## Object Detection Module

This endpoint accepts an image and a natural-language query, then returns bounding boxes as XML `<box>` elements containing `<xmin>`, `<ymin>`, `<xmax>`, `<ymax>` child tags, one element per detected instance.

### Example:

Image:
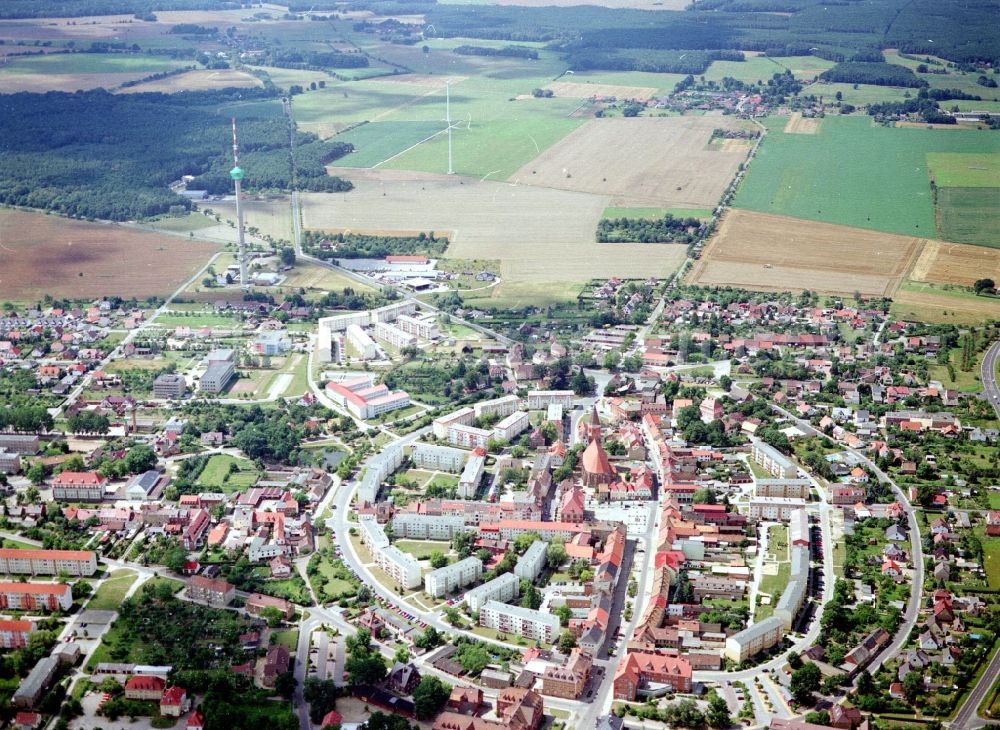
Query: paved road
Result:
<box><xmin>951</xmin><ymin>643</ymin><xmax>1000</xmax><ymax>730</ymax></box>
<box><xmin>981</xmin><ymin>340</ymin><xmax>1000</xmax><ymax>421</ymax></box>
<box><xmin>768</xmin><ymin>404</ymin><xmax>925</xmax><ymax>678</ymax></box>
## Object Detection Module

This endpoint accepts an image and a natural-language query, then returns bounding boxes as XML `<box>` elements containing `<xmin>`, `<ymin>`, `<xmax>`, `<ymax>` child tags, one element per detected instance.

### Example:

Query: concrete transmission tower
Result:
<box><xmin>231</xmin><ymin>118</ymin><xmax>248</xmax><ymax>288</ymax></box>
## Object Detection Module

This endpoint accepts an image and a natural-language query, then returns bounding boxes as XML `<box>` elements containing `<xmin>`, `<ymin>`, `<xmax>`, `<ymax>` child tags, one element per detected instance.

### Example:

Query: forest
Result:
<box><xmin>0</xmin><ymin>89</ymin><xmax>352</xmax><ymax>221</ymax></box>
<box><xmin>596</xmin><ymin>214</ymin><xmax>706</xmax><ymax>244</ymax></box>
<box><xmin>303</xmin><ymin>230</ymin><xmax>449</xmax><ymax>259</ymax></box>
<box><xmin>453</xmin><ymin>45</ymin><xmax>539</xmax><ymax>60</ymax></box>
<box><xmin>818</xmin><ymin>62</ymin><xmax>927</xmax><ymax>88</ymax></box>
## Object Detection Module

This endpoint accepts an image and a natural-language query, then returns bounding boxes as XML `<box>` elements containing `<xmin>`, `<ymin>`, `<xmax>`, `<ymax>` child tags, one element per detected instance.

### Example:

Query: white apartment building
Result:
<box><xmin>526</xmin><ymin>391</ymin><xmax>574</xmax><ymax>410</ymax></box>
<box><xmin>319</xmin><ymin>311</ymin><xmax>370</xmax><ymax>333</ymax></box>
<box><xmin>424</xmin><ymin>557</ymin><xmax>483</xmax><ymax>598</ymax></box>
<box><xmin>374</xmin><ymin>321</ymin><xmax>417</xmax><ymax>349</ymax></box>
<box><xmin>449</xmin><ymin>423</ymin><xmax>492</xmax><ymax>449</ymax></box>
<box><xmin>357</xmin><ymin>446</ymin><xmax>404</xmax><ymax>505</ymax></box>
<box><xmin>789</xmin><ymin>508</ymin><xmax>809</xmax><ymax>546</ymax></box>
<box><xmin>474</xmin><ymin>395</ymin><xmax>520</xmax><ymax>420</ymax></box>
<box><xmin>493</xmin><ymin>411</ymin><xmax>530</xmax><ymax>442</ymax></box>
<box><xmin>754</xmin><ymin>479</ymin><xmax>811</xmax><ymax>499</ymax></box>
<box><xmin>0</xmin><ymin>549</ymin><xmax>97</xmax><ymax>577</ymax></box>
<box><xmin>376</xmin><ymin>545</ymin><xmax>422</xmax><ymax>589</ymax></box>
<box><xmin>359</xmin><ymin>516</ymin><xmax>390</xmax><ymax>552</ymax></box>
<box><xmin>371</xmin><ymin>301</ymin><xmax>417</xmax><ymax>324</ymax></box>
<box><xmin>247</xmin><ymin>537</ymin><xmax>285</xmax><ymax>562</ymax></box>
<box><xmin>346</xmin><ymin>324</ymin><xmax>378</xmax><ymax>360</ymax></box>
<box><xmin>391</xmin><ymin>513</ymin><xmax>469</xmax><ymax>540</ymax></box>
<box><xmin>479</xmin><ymin>600</ymin><xmax>560</xmax><ymax>643</ymax></box>
<box><xmin>411</xmin><ymin>444</ymin><xmax>468</xmax><ymax>473</ymax></box>
<box><xmin>514</xmin><ymin>540</ymin><xmax>549</xmax><ymax>582</ymax></box>
<box><xmin>396</xmin><ymin>314</ymin><xmax>440</xmax><ymax>340</ymax></box>
<box><xmin>724</xmin><ymin>615</ymin><xmax>784</xmax><ymax>663</ymax></box>
<box><xmin>751</xmin><ymin>441</ymin><xmax>798</xmax><ymax>479</ymax></box>
<box><xmin>464</xmin><ymin>572</ymin><xmax>519</xmax><ymax>613</ymax></box>
<box><xmin>748</xmin><ymin>497</ymin><xmax>808</xmax><ymax>521</ymax></box>
<box><xmin>458</xmin><ymin>448</ymin><xmax>486</xmax><ymax>499</ymax></box>
<box><xmin>433</xmin><ymin>407</ymin><xmax>475</xmax><ymax>439</ymax></box>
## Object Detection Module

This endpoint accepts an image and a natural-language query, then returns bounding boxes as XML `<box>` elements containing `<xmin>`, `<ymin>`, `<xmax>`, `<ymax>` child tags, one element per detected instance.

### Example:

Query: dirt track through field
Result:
<box><xmin>688</xmin><ymin>210</ymin><xmax>925</xmax><ymax>296</ymax></box>
<box><xmin>508</xmin><ymin>116</ymin><xmax>754</xmax><ymax>208</ymax></box>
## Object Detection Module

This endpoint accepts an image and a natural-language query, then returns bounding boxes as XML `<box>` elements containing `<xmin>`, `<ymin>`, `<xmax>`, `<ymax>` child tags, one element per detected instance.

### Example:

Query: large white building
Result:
<box><xmin>326</xmin><ymin>376</ymin><xmax>410</xmax><ymax>420</ymax></box>
<box><xmin>526</xmin><ymin>391</ymin><xmax>574</xmax><ymax>410</ymax></box>
<box><xmin>449</xmin><ymin>423</ymin><xmax>492</xmax><ymax>449</ymax></box>
<box><xmin>788</xmin><ymin>508</ymin><xmax>809</xmax><ymax>546</ymax></box>
<box><xmin>199</xmin><ymin>349</ymin><xmax>235</xmax><ymax>394</ymax></box>
<box><xmin>424</xmin><ymin>557</ymin><xmax>483</xmax><ymax>598</ymax></box>
<box><xmin>493</xmin><ymin>411</ymin><xmax>530</xmax><ymax>442</ymax></box>
<box><xmin>359</xmin><ymin>517</ymin><xmax>421</xmax><ymax>588</ymax></box>
<box><xmin>391</xmin><ymin>513</ymin><xmax>469</xmax><ymax>540</ymax></box>
<box><xmin>319</xmin><ymin>311</ymin><xmax>370</xmax><ymax>333</ymax></box>
<box><xmin>474</xmin><ymin>395</ymin><xmax>520</xmax><ymax>420</ymax></box>
<box><xmin>374</xmin><ymin>321</ymin><xmax>417</xmax><ymax>349</ymax></box>
<box><xmin>748</xmin><ymin>497</ymin><xmax>808</xmax><ymax>521</ymax></box>
<box><xmin>458</xmin><ymin>448</ymin><xmax>486</xmax><ymax>499</ymax></box>
<box><xmin>346</xmin><ymin>324</ymin><xmax>378</xmax><ymax>360</ymax></box>
<box><xmin>755</xmin><ymin>479</ymin><xmax>811</xmax><ymax>499</ymax></box>
<box><xmin>371</xmin><ymin>301</ymin><xmax>417</xmax><ymax>324</ymax></box>
<box><xmin>751</xmin><ymin>441</ymin><xmax>798</xmax><ymax>479</ymax></box>
<box><xmin>514</xmin><ymin>540</ymin><xmax>549</xmax><ymax>582</ymax></box>
<box><xmin>724</xmin><ymin>615</ymin><xmax>784</xmax><ymax>663</ymax></box>
<box><xmin>463</xmin><ymin>572</ymin><xmax>519</xmax><ymax>613</ymax></box>
<box><xmin>479</xmin><ymin>600</ymin><xmax>560</xmax><ymax>643</ymax></box>
<box><xmin>395</xmin><ymin>314</ymin><xmax>440</xmax><ymax>340</ymax></box>
<box><xmin>433</xmin><ymin>408</ymin><xmax>475</xmax><ymax>439</ymax></box>
<box><xmin>411</xmin><ymin>444</ymin><xmax>468</xmax><ymax>473</ymax></box>
<box><xmin>357</xmin><ymin>446</ymin><xmax>405</xmax><ymax>505</ymax></box>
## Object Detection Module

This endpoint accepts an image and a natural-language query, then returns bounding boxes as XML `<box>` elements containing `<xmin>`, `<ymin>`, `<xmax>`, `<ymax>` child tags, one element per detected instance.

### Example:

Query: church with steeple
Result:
<box><xmin>580</xmin><ymin>405</ymin><xmax>615</xmax><ymax>488</ymax></box>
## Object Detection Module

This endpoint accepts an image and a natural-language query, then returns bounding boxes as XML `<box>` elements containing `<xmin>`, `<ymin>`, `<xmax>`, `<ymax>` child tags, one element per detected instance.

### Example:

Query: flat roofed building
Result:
<box><xmin>0</xmin><ymin>549</ymin><xmax>97</xmax><ymax>577</ymax></box>
<box><xmin>474</xmin><ymin>395</ymin><xmax>520</xmax><ymax>420</ymax></box>
<box><xmin>458</xmin><ymin>448</ymin><xmax>486</xmax><ymax>499</ymax></box>
<box><xmin>752</xmin><ymin>441</ymin><xmax>797</xmax><ymax>479</ymax></box>
<box><xmin>433</xmin><ymin>407</ymin><xmax>475</xmax><ymax>439</ymax></box>
<box><xmin>724</xmin><ymin>615</ymin><xmax>784</xmax><ymax>663</ymax></box>
<box><xmin>411</xmin><ymin>444</ymin><xmax>467</xmax><ymax>473</ymax></box>
<box><xmin>748</xmin><ymin>498</ymin><xmax>808</xmax><ymax>521</ymax></box>
<box><xmin>494</xmin><ymin>412</ymin><xmax>530</xmax><ymax>443</ymax></box>
<box><xmin>153</xmin><ymin>373</ymin><xmax>187</xmax><ymax>399</ymax></box>
<box><xmin>424</xmin><ymin>557</ymin><xmax>483</xmax><ymax>598</ymax></box>
<box><xmin>392</xmin><ymin>513</ymin><xmax>468</xmax><ymax>540</ymax></box>
<box><xmin>526</xmin><ymin>391</ymin><xmax>573</xmax><ymax>410</ymax></box>
<box><xmin>0</xmin><ymin>435</ymin><xmax>39</xmax><ymax>455</ymax></box>
<box><xmin>0</xmin><ymin>450</ymin><xmax>21</xmax><ymax>475</ymax></box>
<box><xmin>199</xmin><ymin>360</ymin><xmax>235</xmax><ymax>393</ymax></box>
<box><xmin>463</xmin><ymin>572</ymin><xmax>519</xmax><ymax>614</ymax></box>
<box><xmin>346</xmin><ymin>324</ymin><xmax>378</xmax><ymax>361</ymax></box>
<box><xmin>755</xmin><ymin>479</ymin><xmax>810</xmax><ymax>499</ymax></box>
<box><xmin>374</xmin><ymin>321</ymin><xmax>417</xmax><ymax>349</ymax></box>
<box><xmin>376</xmin><ymin>546</ymin><xmax>423</xmax><ymax>589</ymax></box>
<box><xmin>514</xmin><ymin>541</ymin><xmax>549</xmax><ymax>582</ymax></box>
<box><xmin>449</xmin><ymin>423</ymin><xmax>491</xmax><ymax>450</ymax></box>
<box><xmin>479</xmin><ymin>601</ymin><xmax>559</xmax><ymax>643</ymax></box>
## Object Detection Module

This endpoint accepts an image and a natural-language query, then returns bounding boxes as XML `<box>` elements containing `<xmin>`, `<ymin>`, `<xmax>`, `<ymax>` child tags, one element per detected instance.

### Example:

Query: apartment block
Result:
<box><xmin>449</xmin><ymin>423</ymin><xmax>492</xmax><ymax>449</ymax></box>
<box><xmin>724</xmin><ymin>615</ymin><xmax>785</xmax><ymax>662</ymax></box>
<box><xmin>0</xmin><ymin>619</ymin><xmax>34</xmax><ymax>649</ymax></box>
<box><xmin>346</xmin><ymin>324</ymin><xmax>378</xmax><ymax>360</ymax></box>
<box><xmin>458</xmin><ymin>448</ymin><xmax>486</xmax><ymax>499</ymax></box>
<box><xmin>0</xmin><ymin>549</ymin><xmax>97</xmax><ymax>577</ymax></box>
<box><xmin>514</xmin><ymin>540</ymin><xmax>549</xmax><ymax>582</ymax></box>
<box><xmin>424</xmin><ymin>557</ymin><xmax>483</xmax><ymax>598</ymax></box>
<box><xmin>0</xmin><ymin>583</ymin><xmax>72</xmax><ymax>613</ymax></box>
<box><xmin>318</xmin><ymin>311</ymin><xmax>369</xmax><ymax>333</ymax></box>
<box><xmin>751</xmin><ymin>441</ymin><xmax>797</xmax><ymax>479</ymax></box>
<box><xmin>479</xmin><ymin>600</ymin><xmax>559</xmax><ymax>643</ymax></box>
<box><xmin>433</xmin><ymin>407</ymin><xmax>475</xmax><ymax>439</ymax></box>
<box><xmin>754</xmin><ymin>479</ymin><xmax>810</xmax><ymax>499</ymax></box>
<box><xmin>357</xmin><ymin>445</ymin><xmax>404</xmax><ymax>504</ymax></box>
<box><xmin>0</xmin><ymin>435</ymin><xmax>40</xmax><ymax>455</ymax></box>
<box><xmin>396</xmin><ymin>314</ymin><xmax>440</xmax><ymax>340</ymax></box>
<box><xmin>51</xmin><ymin>472</ymin><xmax>107</xmax><ymax>502</ymax></box>
<box><xmin>371</xmin><ymin>301</ymin><xmax>417</xmax><ymax>324</ymax></box>
<box><xmin>748</xmin><ymin>497</ymin><xmax>808</xmax><ymax>521</ymax></box>
<box><xmin>493</xmin><ymin>411</ymin><xmax>530</xmax><ymax>443</ymax></box>
<box><xmin>0</xmin><ymin>451</ymin><xmax>21</xmax><ymax>475</ymax></box>
<box><xmin>463</xmin><ymin>572</ymin><xmax>519</xmax><ymax>613</ymax></box>
<box><xmin>411</xmin><ymin>444</ymin><xmax>468</xmax><ymax>473</ymax></box>
<box><xmin>473</xmin><ymin>395</ymin><xmax>520</xmax><ymax>420</ymax></box>
<box><xmin>526</xmin><ymin>391</ymin><xmax>574</xmax><ymax>410</ymax></box>
<box><xmin>376</xmin><ymin>546</ymin><xmax>422</xmax><ymax>589</ymax></box>
<box><xmin>391</xmin><ymin>513</ymin><xmax>469</xmax><ymax>540</ymax></box>
<box><xmin>186</xmin><ymin>576</ymin><xmax>235</xmax><ymax>607</ymax></box>
<box><xmin>374</xmin><ymin>321</ymin><xmax>417</xmax><ymax>349</ymax></box>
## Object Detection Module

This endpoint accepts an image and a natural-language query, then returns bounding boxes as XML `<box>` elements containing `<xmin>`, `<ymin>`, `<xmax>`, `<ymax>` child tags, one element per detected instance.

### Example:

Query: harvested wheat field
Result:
<box><xmin>783</xmin><ymin>113</ymin><xmax>821</xmax><ymax>134</ymax></box>
<box><xmin>509</xmin><ymin>116</ymin><xmax>754</xmax><ymax>208</ymax></box>
<box><xmin>688</xmin><ymin>210</ymin><xmax>924</xmax><ymax>296</ymax></box>
<box><xmin>543</xmin><ymin>81</ymin><xmax>658</xmax><ymax>100</ymax></box>
<box><xmin>0</xmin><ymin>71</ymin><xmax>147</xmax><ymax>92</ymax></box>
<box><xmin>0</xmin><ymin>209</ymin><xmax>219</xmax><ymax>302</ymax></box>
<box><xmin>908</xmin><ymin>239</ymin><xmax>1000</xmax><ymax>287</ymax></box>
<box><xmin>117</xmin><ymin>69</ymin><xmax>263</xmax><ymax>93</ymax></box>
<box><xmin>305</xmin><ymin>170</ymin><xmax>687</xmax><ymax>282</ymax></box>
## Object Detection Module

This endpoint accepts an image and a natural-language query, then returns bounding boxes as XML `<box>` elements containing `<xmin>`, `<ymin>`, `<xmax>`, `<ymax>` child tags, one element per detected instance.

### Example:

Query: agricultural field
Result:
<box><xmin>783</xmin><ymin>113</ymin><xmax>821</xmax><ymax>134</ymax></box>
<box><xmin>935</xmin><ymin>188</ymin><xmax>1000</xmax><ymax>246</ymax></box>
<box><xmin>557</xmin><ymin>70</ymin><xmax>687</xmax><ymax>95</ymax></box>
<box><xmin>688</xmin><ymin>209</ymin><xmax>924</xmax><ymax>296</ymax></box>
<box><xmin>333</xmin><ymin>121</ymin><xmax>449</xmax><ymax>167</ymax></box>
<box><xmin>602</xmin><ymin>207</ymin><xmax>713</xmax><ymax>219</ymax></box>
<box><xmin>0</xmin><ymin>51</ymin><xmax>187</xmax><ymax>92</ymax></box>
<box><xmin>509</xmin><ymin>116</ymin><xmax>755</xmax><ymax>208</ymax></box>
<box><xmin>733</xmin><ymin>115</ymin><xmax>999</xmax><ymax>240</ymax></box>
<box><xmin>302</xmin><ymin>169</ymin><xmax>687</xmax><ymax>284</ymax></box>
<box><xmin>890</xmin><ymin>281</ymin><xmax>1000</xmax><ymax>325</ymax></box>
<box><xmin>907</xmin><ymin>239</ymin><xmax>1000</xmax><ymax>287</ymax></box>
<box><xmin>927</xmin><ymin>152</ymin><xmax>1000</xmax><ymax>187</ymax></box>
<box><xmin>542</xmin><ymin>80</ymin><xmax>658</xmax><ymax>100</ymax></box>
<box><xmin>117</xmin><ymin>69</ymin><xmax>263</xmax><ymax>93</ymax></box>
<box><xmin>0</xmin><ymin>208</ymin><xmax>219</xmax><ymax>303</ymax></box>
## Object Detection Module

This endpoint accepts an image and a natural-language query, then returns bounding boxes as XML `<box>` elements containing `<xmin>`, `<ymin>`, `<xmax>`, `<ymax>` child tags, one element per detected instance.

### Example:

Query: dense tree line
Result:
<box><xmin>0</xmin><ymin>0</ymin><xmax>239</xmax><ymax>18</ymax></box>
<box><xmin>597</xmin><ymin>213</ymin><xmax>704</xmax><ymax>244</ymax></box>
<box><xmin>453</xmin><ymin>44</ymin><xmax>539</xmax><ymax>59</ymax></box>
<box><xmin>0</xmin><ymin>405</ymin><xmax>53</xmax><ymax>433</ymax></box>
<box><xmin>0</xmin><ymin>88</ymin><xmax>351</xmax><ymax>220</ymax></box>
<box><xmin>920</xmin><ymin>87</ymin><xmax>982</xmax><ymax>101</ymax></box>
<box><xmin>303</xmin><ymin>230</ymin><xmax>448</xmax><ymax>259</ymax></box>
<box><xmin>867</xmin><ymin>98</ymin><xmax>955</xmax><ymax>123</ymax></box>
<box><xmin>819</xmin><ymin>62</ymin><xmax>928</xmax><ymax>88</ymax></box>
<box><xmin>268</xmin><ymin>49</ymin><xmax>370</xmax><ymax>69</ymax></box>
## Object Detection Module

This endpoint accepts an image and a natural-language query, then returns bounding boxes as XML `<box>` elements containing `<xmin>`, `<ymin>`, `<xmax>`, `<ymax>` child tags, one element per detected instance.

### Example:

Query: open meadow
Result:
<box><xmin>0</xmin><ymin>51</ymin><xmax>187</xmax><ymax>92</ymax></box>
<box><xmin>891</xmin><ymin>282</ymin><xmax>1000</xmax><ymax>325</ymax></box>
<box><xmin>509</xmin><ymin>116</ymin><xmax>754</xmax><ymax>208</ymax></box>
<box><xmin>302</xmin><ymin>169</ymin><xmax>687</xmax><ymax>284</ymax></box>
<box><xmin>733</xmin><ymin>115</ymin><xmax>999</xmax><ymax>242</ymax></box>
<box><xmin>0</xmin><ymin>208</ymin><xmax>219</xmax><ymax>303</ymax></box>
<box><xmin>688</xmin><ymin>209</ymin><xmax>924</xmax><ymax>297</ymax></box>
<box><xmin>117</xmin><ymin>69</ymin><xmax>262</xmax><ymax>93</ymax></box>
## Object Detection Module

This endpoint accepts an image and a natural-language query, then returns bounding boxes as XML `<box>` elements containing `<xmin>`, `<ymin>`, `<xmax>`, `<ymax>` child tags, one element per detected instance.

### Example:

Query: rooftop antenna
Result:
<box><xmin>230</xmin><ymin>118</ymin><xmax>248</xmax><ymax>288</ymax></box>
<box><xmin>446</xmin><ymin>81</ymin><xmax>454</xmax><ymax>175</ymax></box>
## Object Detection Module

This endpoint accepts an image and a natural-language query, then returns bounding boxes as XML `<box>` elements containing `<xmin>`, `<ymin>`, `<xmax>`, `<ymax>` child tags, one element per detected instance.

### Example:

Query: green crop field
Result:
<box><xmin>704</xmin><ymin>56</ymin><xmax>797</xmax><ymax>83</ymax></box>
<box><xmin>809</xmin><ymin>82</ymin><xmax>913</xmax><ymax>106</ymax></box>
<box><xmin>927</xmin><ymin>153</ymin><xmax>1000</xmax><ymax>187</ymax></box>
<box><xmin>733</xmin><ymin>115</ymin><xmax>1000</xmax><ymax>239</ymax></box>
<box><xmin>0</xmin><ymin>53</ymin><xmax>184</xmax><ymax>75</ymax></box>
<box><xmin>935</xmin><ymin>187</ymin><xmax>1000</xmax><ymax>246</ymax></box>
<box><xmin>562</xmin><ymin>70</ymin><xmax>687</xmax><ymax>94</ymax></box>
<box><xmin>334</xmin><ymin>121</ymin><xmax>449</xmax><ymax>167</ymax></box>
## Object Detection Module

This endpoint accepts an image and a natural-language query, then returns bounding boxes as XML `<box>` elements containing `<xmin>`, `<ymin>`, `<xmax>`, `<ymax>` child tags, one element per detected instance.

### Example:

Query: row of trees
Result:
<box><xmin>454</xmin><ymin>44</ymin><xmax>539</xmax><ymax>59</ymax></box>
<box><xmin>597</xmin><ymin>214</ymin><xmax>704</xmax><ymax>244</ymax></box>
<box><xmin>303</xmin><ymin>230</ymin><xmax>448</xmax><ymax>259</ymax></box>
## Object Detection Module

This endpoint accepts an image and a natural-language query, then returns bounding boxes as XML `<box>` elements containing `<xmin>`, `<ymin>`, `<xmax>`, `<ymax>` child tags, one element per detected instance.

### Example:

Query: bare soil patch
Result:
<box><xmin>688</xmin><ymin>209</ymin><xmax>924</xmax><ymax>296</ymax></box>
<box><xmin>0</xmin><ymin>71</ymin><xmax>143</xmax><ymax>92</ymax></box>
<box><xmin>306</xmin><ymin>169</ymin><xmax>687</xmax><ymax>282</ymax></box>
<box><xmin>783</xmin><ymin>112</ymin><xmax>821</xmax><ymax>134</ymax></box>
<box><xmin>543</xmin><ymin>81</ymin><xmax>657</xmax><ymax>100</ymax></box>
<box><xmin>116</xmin><ymin>69</ymin><xmax>262</xmax><ymax>93</ymax></box>
<box><xmin>908</xmin><ymin>239</ymin><xmax>1000</xmax><ymax>287</ymax></box>
<box><xmin>509</xmin><ymin>116</ymin><xmax>754</xmax><ymax>208</ymax></box>
<box><xmin>0</xmin><ymin>209</ymin><xmax>219</xmax><ymax>302</ymax></box>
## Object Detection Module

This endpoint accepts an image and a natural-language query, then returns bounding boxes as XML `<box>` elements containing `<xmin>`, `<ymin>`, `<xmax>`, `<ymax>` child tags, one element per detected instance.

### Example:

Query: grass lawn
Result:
<box><xmin>394</xmin><ymin>539</ymin><xmax>451</xmax><ymax>560</ymax></box>
<box><xmin>734</xmin><ymin>115</ymin><xmax>999</xmax><ymax>239</ymax></box>
<box><xmin>458</xmin><ymin>279</ymin><xmax>585</xmax><ymax>309</ymax></box>
<box><xmin>928</xmin><ymin>349</ymin><xmax>984</xmax><ymax>393</ymax></box>
<box><xmin>144</xmin><ymin>577</ymin><xmax>184</xmax><ymax>595</ymax></box>
<box><xmin>197</xmin><ymin>454</ymin><xmax>261</xmax><ymax>493</ymax></box>
<box><xmin>88</xmin><ymin>570</ymin><xmax>138</xmax><ymax>611</ymax></box>
<box><xmin>427</xmin><ymin>473</ymin><xmax>459</xmax><ymax>488</ymax></box>
<box><xmin>272</xmin><ymin>628</ymin><xmax>299</xmax><ymax>650</ymax></box>
<box><xmin>983</xmin><ymin>534</ymin><xmax>1000</xmax><ymax>590</ymax></box>
<box><xmin>1</xmin><ymin>537</ymin><xmax>38</xmax><ymax>549</ymax></box>
<box><xmin>748</xmin><ymin>459</ymin><xmax>772</xmax><ymax>480</ymax></box>
<box><xmin>333</xmin><ymin>121</ymin><xmax>448</xmax><ymax>167</ymax></box>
